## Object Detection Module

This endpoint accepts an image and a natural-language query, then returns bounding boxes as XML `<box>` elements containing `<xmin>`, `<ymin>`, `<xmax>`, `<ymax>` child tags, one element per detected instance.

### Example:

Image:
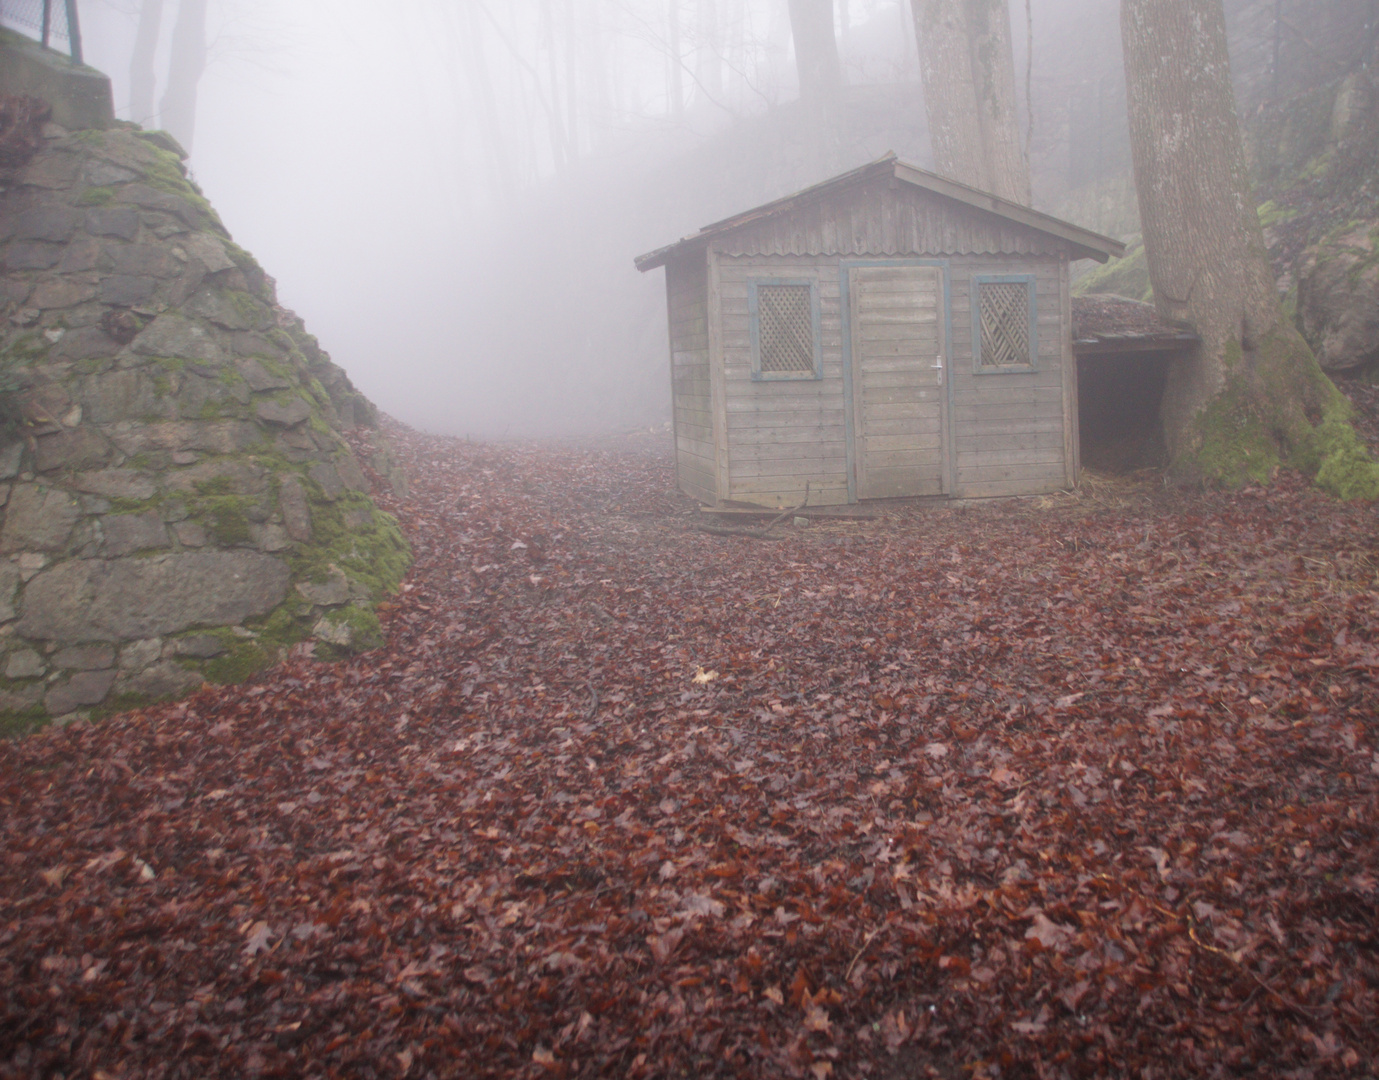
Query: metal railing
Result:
<box><xmin>0</xmin><ymin>0</ymin><xmax>84</xmax><ymax>64</ymax></box>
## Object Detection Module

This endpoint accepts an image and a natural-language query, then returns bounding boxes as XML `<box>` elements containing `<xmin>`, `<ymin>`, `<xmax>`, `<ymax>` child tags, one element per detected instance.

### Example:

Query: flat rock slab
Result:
<box><xmin>17</xmin><ymin>552</ymin><xmax>289</xmax><ymax>642</ymax></box>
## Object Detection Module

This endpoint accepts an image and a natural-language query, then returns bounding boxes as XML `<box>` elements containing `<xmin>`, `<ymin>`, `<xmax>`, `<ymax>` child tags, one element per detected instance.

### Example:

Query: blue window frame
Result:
<box><xmin>749</xmin><ymin>278</ymin><xmax>823</xmax><ymax>381</ymax></box>
<box><xmin>972</xmin><ymin>274</ymin><xmax>1038</xmax><ymax>373</ymax></box>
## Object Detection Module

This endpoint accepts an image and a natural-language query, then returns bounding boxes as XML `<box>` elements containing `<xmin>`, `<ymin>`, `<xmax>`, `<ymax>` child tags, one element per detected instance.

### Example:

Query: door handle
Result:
<box><xmin>932</xmin><ymin>355</ymin><xmax>945</xmax><ymax>386</ymax></box>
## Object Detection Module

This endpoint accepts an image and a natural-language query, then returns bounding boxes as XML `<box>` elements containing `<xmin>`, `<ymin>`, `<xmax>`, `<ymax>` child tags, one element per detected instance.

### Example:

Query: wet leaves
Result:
<box><xmin>1</xmin><ymin>426</ymin><xmax>1377</xmax><ymax>1078</ymax></box>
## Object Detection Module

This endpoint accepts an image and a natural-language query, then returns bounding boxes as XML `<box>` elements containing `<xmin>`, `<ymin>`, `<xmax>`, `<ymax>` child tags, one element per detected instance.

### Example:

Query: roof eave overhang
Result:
<box><xmin>634</xmin><ymin>156</ymin><xmax>1128</xmax><ymax>272</ymax></box>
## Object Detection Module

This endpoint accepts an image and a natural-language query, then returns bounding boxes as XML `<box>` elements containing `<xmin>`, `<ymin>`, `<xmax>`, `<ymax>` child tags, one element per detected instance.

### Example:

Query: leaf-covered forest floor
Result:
<box><xmin>3</xmin><ymin>407</ymin><xmax>1378</xmax><ymax>1079</ymax></box>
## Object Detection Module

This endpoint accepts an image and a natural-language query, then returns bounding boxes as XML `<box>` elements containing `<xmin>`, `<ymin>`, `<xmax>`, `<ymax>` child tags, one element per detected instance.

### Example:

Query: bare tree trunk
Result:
<box><xmin>1121</xmin><ymin>0</ymin><xmax>1376</xmax><ymax>496</ymax></box>
<box><xmin>128</xmin><ymin>0</ymin><xmax>164</xmax><ymax>126</ymax></box>
<box><xmin>912</xmin><ymin>0</ymin><xmax>1030</xmax><ymax>203</ymax></box>
<box><xmin>696</xmin><ymin>0</ymin><xmax>724</xmax><ymax>103</ymax></box>
<box><xmin>160</xmin><ymin>0</ymin><xmax>207</xmax><ymax>153</ymax></box>
<box><xmin>461</xmin><ymin>4</ymin><xmax>514</xmax><ymax>205</ymax></box>
<box><xmin>786</xmin><ymin>0</ymin><xmax>841</xmax><ymax>105</ymax></box>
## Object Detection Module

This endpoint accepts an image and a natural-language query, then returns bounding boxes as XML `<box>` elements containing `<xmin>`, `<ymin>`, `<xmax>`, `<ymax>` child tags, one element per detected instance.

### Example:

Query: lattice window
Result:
<box><xmin>756</xmin><ymin>284</ymin><xmax>816</xmax><ymax>374</ymax></box>
<box><xmin>978</xmin><ymin>281</ymin><xmax>1033</xmax><ymax>368</ymax></box>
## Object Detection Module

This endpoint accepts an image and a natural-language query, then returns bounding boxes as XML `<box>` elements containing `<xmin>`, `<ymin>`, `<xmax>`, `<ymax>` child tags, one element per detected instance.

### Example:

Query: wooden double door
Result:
<box><xmin>847</xmin><ymin>263</ymin><xmax>948</xmax><ymax>500</ymax></box>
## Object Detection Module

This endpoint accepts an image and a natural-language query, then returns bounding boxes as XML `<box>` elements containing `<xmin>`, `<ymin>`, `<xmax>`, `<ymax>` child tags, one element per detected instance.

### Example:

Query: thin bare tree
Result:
<box><xmin>128</xmin><ymin>0</ymin><xmax>164</xmax><ymax>127</ymax></box>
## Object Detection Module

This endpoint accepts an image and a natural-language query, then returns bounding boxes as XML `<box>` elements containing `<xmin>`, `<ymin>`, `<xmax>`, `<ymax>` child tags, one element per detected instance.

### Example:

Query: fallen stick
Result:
<box><xmin>696</xmin><ymin>483</ymin><xmax>810</xmax><ymax>541</ymax></box>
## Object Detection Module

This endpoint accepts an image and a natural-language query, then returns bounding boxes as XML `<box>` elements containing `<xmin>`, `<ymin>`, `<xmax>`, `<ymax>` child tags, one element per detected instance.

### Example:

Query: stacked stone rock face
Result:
<box><xmin>0</xmin><ymin>115</ymin><xmax>410</xmax><ymax>728</ymax></box>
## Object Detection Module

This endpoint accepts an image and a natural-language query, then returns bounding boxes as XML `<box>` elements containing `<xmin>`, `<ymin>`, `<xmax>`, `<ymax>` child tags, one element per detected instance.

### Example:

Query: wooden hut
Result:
<box><xmin>635</xmin><ymin>154</ymin><xmax>1126</xmax><ymax>507</ymax></box>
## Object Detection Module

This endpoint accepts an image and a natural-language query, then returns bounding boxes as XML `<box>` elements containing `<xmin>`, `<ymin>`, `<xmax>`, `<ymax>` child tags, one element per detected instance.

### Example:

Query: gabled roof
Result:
<box><xmin>1072</xmin><ymin>294</ymin><xmax>1199</xmax><ymax>355</ymax></box>
<box><xmin>635</xmin><ymin>152</ymin><xmax>1127</xmax><ymax>271</ymax></box>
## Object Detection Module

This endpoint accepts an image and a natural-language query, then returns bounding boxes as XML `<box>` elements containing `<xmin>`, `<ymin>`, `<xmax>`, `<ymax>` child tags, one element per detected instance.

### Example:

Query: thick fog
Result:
<box><xmin>68</xmin><ymin>0</ymin><xmax>1123</xmax><ymax>438</ymax></box>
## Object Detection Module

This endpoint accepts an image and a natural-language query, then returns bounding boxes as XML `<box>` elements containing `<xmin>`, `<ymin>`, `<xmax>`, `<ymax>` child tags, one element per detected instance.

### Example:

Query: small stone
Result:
<box><xmin>254</xmin><ymin>523</ymin><xmax>291</xmax><ymax>552</ymax></box>
<box><xmin>17</xmin><ymin>152</ymin><xmax>81</xmax><ymax>189</ymax></box>
<box><xmin>335</xmin><ymin>453</ymin><xmax>368</xmax><ymax>492</ymax></box>
<box><xmin>85</xmin><ymin>207</ymin><xmax>141</xmax><ymax>241</ymax></box>
<box><xmin>297</xmin><ymin>566</ymin><xmax>350</xmax><ymax>607</ymax></box>
<box><xmin>45</xmin><ymin>670</ymin><xmax>117</xmax><ymax>716</ymax></box>
<box><xmin>0</xmin><ymin>563</ymin><xmax>20</xmax><ymax>621</ymax></box>
<box><xmin>169</xmin><ymin>634</ymin><xmax>227</xmax><ymax>658</ymax></box>
<box><xmin>98</xmin><ymin>274</ymin><xmax>157</xmax><ymax>306</ymax></box>
<box><xmin>4</xmin><ymin>649</ymin><xmax>46</xmax><ymax>679</ymax></box>
<box><xmin>10</xmin><ymin>308</ymin><xmax>40</xmax><ymax>327</ymax></box>
<box><xmin>119</xmin><ymin>638</ymin><xmax>163</xmax><ymax>670</ymax></box>
<box><xmin>313</xmin><ymin>616</ymin><xmax>353</xmax><ymax>648</ymax></box>
<box><xmin>116</xmin><ymin>184</ymin><xmax>201</xmax><ymax>229</ymax></box>
<box><xmin>278</xmin><ymin>476</ymin><xmax>311</xmax><ymax>541</ymax></box>
<box><xmin>171</xmin><ymin>451</ymin><xmax>198</xmax><ymax>465</ymax></box>
<box><xmin>69</xmin><ymin>468</ymin><xmax>157</xmax><ymax>501</ymax></box>
<box><xmin>30</xmin><ymin>279</ymin><xmax>97</xmax><ymax>310</ymax></box>
<box><xmin>255</xmin><ymin>397</ymin><xmax>312</xmax><ymax>427</ymax></box>
<box><xmin>115</xmin><ymin>661</ymin><xmax>203</xmax><ymax>702</ymax></box>
<box><xmin>172</xmin><ymin>521</ymin><xmax>206</xmax><ymax>547</ymax></box>
<box><xmin>0</xmin><ymin>684</ymin><xmax>43</xmax><ymax>713</ymax></box>
<box><xmin>0</xmin><ymin>443</ymin><xmax>24</xmax><ymax>480</ymax></box>
<box><xmin>0</xmin><ymin>484</ymin><xmax>80</xmax><ymax>553</ymax></box>
<box><xmin>18</xmin><ymin>552</ymin><xmax>47</xmax><ymax>573</ymax></box>
<box><xmin>102</xmin><ymin>512</ymin><xmax>171</xmax><ymax>557</ymax></box>
<box><xmin>52</xmin><ymin>645</ymin><xmax>116</xmax><ymax>671</ymax></box>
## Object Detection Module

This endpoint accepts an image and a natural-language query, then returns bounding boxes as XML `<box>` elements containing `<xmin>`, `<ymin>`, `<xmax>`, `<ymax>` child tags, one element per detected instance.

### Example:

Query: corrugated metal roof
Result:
<box><xmin>634</xmin><ymin>152</ymin><xmax>1128</xmax><ymax>271</ymax></box>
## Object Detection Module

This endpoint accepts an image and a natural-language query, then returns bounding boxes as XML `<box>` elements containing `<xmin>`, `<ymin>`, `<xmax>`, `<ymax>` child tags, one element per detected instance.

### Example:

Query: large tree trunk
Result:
<box><xmin>786</xmin><ymin>0</ymin><xmax>841</xmax><ymax>105</ymax></box>
<box><xmin>128</xmin><ymin>0</ymin><xmax>164</xmax><ymax>127</ymax></box>
<box><xmin>912</xmin><ymin>0</ymin><xmax>1030</xmax><ymax>204</ymax></box>
<box><xmin>159</xmin><ymin>0</ymin><xmax>207</xmax><ymax>154</ymax></box>
<box><xmin>1121</xmin><ymin>0</ymin><xmax>1377</xmax><ymax>496</ymax></box>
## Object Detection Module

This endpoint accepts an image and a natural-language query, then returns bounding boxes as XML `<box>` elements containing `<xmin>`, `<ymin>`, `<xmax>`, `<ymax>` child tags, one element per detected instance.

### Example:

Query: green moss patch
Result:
<box><xmin>1075</xmin><ymin>239</ymin><xmax>1152</xmax><ymax>303</ymax></box>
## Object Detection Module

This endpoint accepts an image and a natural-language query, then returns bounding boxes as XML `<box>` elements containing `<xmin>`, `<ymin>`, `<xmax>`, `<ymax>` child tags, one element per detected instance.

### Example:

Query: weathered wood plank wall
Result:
<box><xmin>665</xmin><ymin>252</ymin><xmax>715</xmax><ymax>503</ymax></box>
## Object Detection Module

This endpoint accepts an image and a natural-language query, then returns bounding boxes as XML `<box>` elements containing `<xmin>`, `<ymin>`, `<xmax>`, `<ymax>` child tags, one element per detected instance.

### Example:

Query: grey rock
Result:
<box><xmin>85</xmin><ymin>207</ymin><xmax>141</xmax><ymax>241</ymax></box>
<box><xmin>2</xmin><ymin>241</ymin><xmax>62</xmax><ymax>270</ymax></box>
<box><xmin>0</xmin><ymin>684</ymin><xmax>43</xmax><ymax>714</ymax></box>
<box><xmin>56</xmin><ymin>236</ymin><xmax>102</xmax><ymax>273</ymax></box>
<box><xmin>342</xmin><ymin>505</ymin><xmax>374</xmax><ymax>530</ymax></box>
<box><xmin>106</xmin><ymin>420</ymin><xmax>259</xmax><ymax>455</ymax></box>
<box><xmin>5</xmin><ymin>649</ymin><xmax>46</xmax><ymax>679</ymax></box>
<box><xmin>17</xmin><ymin>552</ymin><xmax>291</xmax><ymax>641</ymax></box>
<box><xmin>0</xmin><ymin>443</ymin><xmax>24</xmax><ymax>480</ymax></box>
<box><xmin>81</xmin><ymin>368</ymin><xmax>166</xmax><ymax>423</ymax></box>
<box><xmin>102</xmin><ymin>512</ymin><xmax>171</xmax><ymax>557</ymax></box>
<box><xmin>30</xmin><ymin>279</ymin><xmax>97</xmax><ymax>309</ymax></box>
<box><xmin>253</xmin><ymin>523</ymin><xmax>291</xmax><ymax>552</ymax></box>
<box><xmin>0</xmin><ymin>562</ymin><xmax>20</xmax><ymax>621</ymax></box>
<box><xmin>297</xmin><ymin>566</ymin><xmax>350</xmax><ymax>606</ymax></box>
<box><xmin>182</xmin><ymin>233</ymin><xmax>237</xmax><ymax>273</ymax></box>
<box><xmin>313</xmin><ymin>616</ymin><xmax>354</xmax><ymax>648</ymax></box>
<box><xmin>52</xmin><ymin>644</ymin><xmax>116</xmax><ymax>670</ymax></box>
<box><xmin>170</xmin><ymin>634</ymin><xmax>227</xmax><ymax>658</ymax></box>
<box><xmin>186</xmin><ymin>287</ymin><xmax>259</xmax><ymax>330</ymax></box>
<box><xmin>14</xmin><ymin>208</ymin><xmax>78</xmax><ymax>243</ymax></box>
<box><xmin>110</xmin><ymin>244</ymin><xmax>176</xmax><ymax>278</ymax></box>
<box><xmin>17</xmin><ymin>152</ymin><xmax>81</xmax><ymax>190</ymax></box>
<box><xmin>172</xmin><ymin>521</ymin><xmax>207</xmax><ymax>547</ymax></box>
<box><xmin>34</xmin><ymin>427</ymin><xmax>114</xmax><ymax>473</ymax></box>
<box><xmin>84</xmin><ymin>160</ymin><xmax>138</xmax><ymax>186</ymax></box>
<box><xmin>52</xmin><ymin>326</ymin><xmax>121</xmax><ymax>363</ymax></box>
<box><xmin>99</xmin><ymin>274</ymin><xmax>157</xmax><ymax>307</ymax></box>
<box><xmin>274</xmin><ymin>428</ymin><xmax>317</xmax><ymax>462</ymax></box>
<box><xmin>159</xmin><ymin>262</ymin><xmax>206</xmax><ymax>309</ymax></box>
<box><xmin>70</xmin><ymin>469</ymin><xmax>157</xmax><ymax>501</ymax></box>
<box><xmin>1299</xmin><ymin>222</ymin><xmax>1379</xmax><ymax>371</ymax></box>
<box><xmin>116</xmin><ymin>661</ymin><xmax>202</xmax><ymax>702</ymax></box>
<box><xmin>164</xmin><ymin>458</ymin><xmax>268</xmax><ymax>496</ymax></box>
<box><xmin>0</xmin><ymin>484</ymin><xmax>80</xmax><ymax>553</ymax></box>
<box><xmin>79</xmin><ymin>495</ymin><xmax>111</xmax><ymax>514</ymax></box>
<box><xmin>255</xmin><ymin>397</ymin><xmax>312</xmax><ymax>427</ymax></box>
<box><xmin>116</xmin><ymin>184</ymin><xmax>201</xmax><ymax>229</ymax></box>
<box><xmin>231</xmin><ymin>332</ymin><xmax>285</xmax><ymax>358</ymax></box>
<box><xmin>308</xmin><ymin>462</ymin><xmax>345</xmax><ymax>500</ymax></box>
<box><xmin>145</xmin><ymin>215</ymin><xmax>189</xmax><ymax>239</ymax></box>
<box><xmin>278</xmin><ymin>476</ymin><xmax>311</xmax><ymax>541</ymax></box>
<box><xmin>119</xmin><ymin>638</ymin><xmax>163</xmax><ymax>670</ymax></box>
<box><xmin>335</xmin><ymin>452</ymin><xmax>368</xmax><ymax>492</ymax></box>
<box><xmin>45</xmin><ymin>670</ymin><xmax>117</xmax><ymax>716</ymax></box>
<box><xmin>131</xmin><ymin>312</ymin><xmax>225</xmax><ymax>363</ymax></box>
<box><xmin>236</xmin><ymin>357</ymin><xmax>292</xmax><ymax>391</ymax></box>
